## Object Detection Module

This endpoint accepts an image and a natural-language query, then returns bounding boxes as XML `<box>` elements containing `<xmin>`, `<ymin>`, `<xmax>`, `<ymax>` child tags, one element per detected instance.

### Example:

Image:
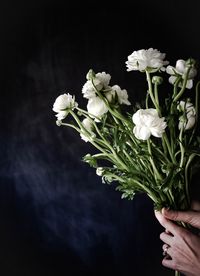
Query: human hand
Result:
<box><xmin>155</xmin><ymin>201</ymin><xmax>200</xmax><ymax>276</ymax></box>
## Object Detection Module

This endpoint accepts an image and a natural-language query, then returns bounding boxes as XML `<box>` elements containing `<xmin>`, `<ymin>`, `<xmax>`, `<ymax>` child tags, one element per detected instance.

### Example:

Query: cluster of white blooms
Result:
<box><xmin>52</xmin><ymin>48</ymin><xmax>197</xmax><ymax>143</ymax></box>
<box><xmin>82</xmin><ymin>70</ymin><xmax>130</xmax><ymax>119</ymax></box>
<box><xmin>125</xmin><ymin>48</ymin><xmax>197</xmax><ymax>140</ymax></box>
<box><xmin>52</xmin><ymin>47</ymin><xmax>200</xmax><ymax>225</ymax></box>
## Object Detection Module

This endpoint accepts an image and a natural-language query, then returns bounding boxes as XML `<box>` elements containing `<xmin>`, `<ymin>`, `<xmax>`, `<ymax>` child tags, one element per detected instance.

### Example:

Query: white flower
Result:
<box><xmin>96</xmin><ymin>72</ymin><xmax>111</xmax><ymax>87</ymax></box>
<box><xmin>178</xmin><ymin>100</ymin><xmax>196</xmax><ymax>130</ymax></box>
<box><xmin>126</xmin><ymin>48</ymin><xmax>169</xmax><ymax>72</ymax></box>
<box><xmin>53</xmin><ymin>93</ymin><xmax>77</xmax><ymax>112</ymax></box>
<box><xmin>96</xmin><ymin>167</ymin><xmax>104</xmax><ymax>176</ymax></box>
<box><xmin>53</xmin><ymin>93</ymin><xmax>78</xmax><ymax>120</ymax></box>
<box><xmin>166</xmin><ymin>59</ymin><xmax>197</xmax><ymax>89</ymax></box>
<box><xmin>132</xmin><ymin>108</ymin><xmax>167</xmax><ymax>140</ymax></box>
<box><xmin>87</xmin><ymin>96</ymin><xmax>108</xmax><ymax>120</ymax></box>
<box><xmin>111</xmin><ymin>85</ymin><xmax>131</xmax><ymax>105</ymax></box>
<box><xmin>80</xmin><ymin>118</ymin><xmax>95</xmax><ymax>142</ymax></box>
<box><xmin>82</xmin><ymin>78</ymin><xmax>102</xmax><ymax>99</ymax></box>
<box><xmin>82</xmin><ymin>72</ymin><xmax>111</xmax><ymax>99</ymax></box>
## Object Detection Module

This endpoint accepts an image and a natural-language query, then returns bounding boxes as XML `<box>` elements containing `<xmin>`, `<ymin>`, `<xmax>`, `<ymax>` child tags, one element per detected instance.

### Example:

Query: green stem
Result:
<box><xmin>185</xmin><ymin>153</ymin><xmax>196</xmax><ymax>206</ymax></box>
<box><xmin>132</xmin><ymin>179</ymin><xmax>159</xmax><ymax>204</ymax></box>
<box><xmin>69</xmin><ymin>110</ymin><xmax>117</xmax><ymax>164</ymax></box>
<box><xmin>179</xmin><ymin>127</ymin><xmax>184</xmax><ymax>168</ymax></box>
<box><xmin>154</xmin><ymin>83</ymin><xmax>161</xmax><ymax>116</ymax></box>
<box><xmin>61</xmin><ymin>122</ymin><xmax>118</xmax><ymax>168</ymax></box>
<box><xmin>172</xmin><ymin>76</ymin><xmax>182</xmax><ymax>100</ymax></box>
<box><xmin>147</xmin><ymin>139</ymin><xmax>162</xmax><ymax>181</ymax></box>
<box><xmin>61</xmin><ymin>122</ymin><xmax>80</xmax><ymax>132</ymax></box>
<box><xmin>195</xmin><ymin>81</ymin><xmax>200</xmax><ymax>122</ymax></box>
<box><xmin>151</xmin><ymin>141</ymin><xmax>171</xmax><ymax>164</ymax></box>
<box><xmin>168</xmin><ymin>189</ymin><xmax>176</xmax><ymax>208</ymax></box>
<box><xmin>189</xmin><ymin>81</ymin><xmax>200</xmax><ymax>144</ymax></box>
<box><xmin>146</xmin><ymin>71</ymin><xmax>160</xmax><ymax>113</ymax></box>
<box><xmin>162</xmin><ymin>133</ymin><xmax>177</xmax><ymax>164</ymax></box>
<box><xmin>76</xmin><ymin>107</ymin><xmax>138</xmax><ymax>172</ymax></box>
<box><xmin>175</xmin><ymin>270</ymin><xmax>180</xmax><ymax>276</ymax></box>
<box><xmin>173</xmin><ymin>67</ymin><xmax>191</xmax><ymax>103</ymax></box>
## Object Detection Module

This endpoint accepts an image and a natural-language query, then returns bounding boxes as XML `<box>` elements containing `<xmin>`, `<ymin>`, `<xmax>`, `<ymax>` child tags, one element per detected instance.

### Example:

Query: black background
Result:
<box><xmin>1</xmin><ymin>1</ymin><xmax>200</xmax><ymax>275</ymax></box>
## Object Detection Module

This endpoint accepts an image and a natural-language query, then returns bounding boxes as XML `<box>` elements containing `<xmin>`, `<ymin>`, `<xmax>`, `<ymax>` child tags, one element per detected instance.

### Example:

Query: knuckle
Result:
<box><xmin>160</xmin><ymin>232</ymin><xmax>165</xmax><ymax>240</ymax></box>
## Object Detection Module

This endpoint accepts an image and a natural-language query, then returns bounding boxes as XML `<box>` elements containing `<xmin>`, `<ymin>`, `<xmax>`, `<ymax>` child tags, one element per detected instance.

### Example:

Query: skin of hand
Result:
<box><xmin>155</xmin><ymin>201</ymin><xmax>200</xmax><ymax>276</ymax></box>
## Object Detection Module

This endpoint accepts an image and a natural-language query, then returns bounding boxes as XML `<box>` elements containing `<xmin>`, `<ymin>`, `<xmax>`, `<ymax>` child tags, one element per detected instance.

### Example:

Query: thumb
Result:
<box><xmin>162</xmin><ymin>208</ymin><xmax>200</xmax><ymax>230</ymax></box>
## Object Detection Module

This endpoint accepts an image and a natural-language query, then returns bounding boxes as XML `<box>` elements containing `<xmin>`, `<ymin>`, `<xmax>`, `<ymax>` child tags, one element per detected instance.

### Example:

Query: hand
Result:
<box><xmin>155</xmin><ymin>201</ymin><xmax>200</xmax><ymax>276</ymax></box>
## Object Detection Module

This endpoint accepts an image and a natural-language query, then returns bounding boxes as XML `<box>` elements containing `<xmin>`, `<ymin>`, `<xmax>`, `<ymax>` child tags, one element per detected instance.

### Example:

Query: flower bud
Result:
<box><xmin>56</xmin><ymin>120</ymin><xmax>62</xmax><ymax>126</ymax></box>
<box><xmin>185</xmin><ymin>58</ymin><xmax>196</xmax><ymax>68</ymax></box>
<box><xmin>152</xmin><ymin>76</ymin><xmax>163</xmax><ymax>85</ymax></box>
<box><xmin>86</xmin><ymin>69</ymin><xmax>96</xmax><ymax>80</ymax></box>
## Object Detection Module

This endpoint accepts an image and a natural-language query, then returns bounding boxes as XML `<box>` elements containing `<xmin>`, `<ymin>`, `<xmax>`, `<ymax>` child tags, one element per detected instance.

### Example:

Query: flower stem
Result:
<box><xmin>189</xmin><ymin>80</ymin><xmax>200</xmax><ymax>144</ymax></box>
<box><xmin>173</xmin><ymin>67</ymin><xmax>191</xmax><ymax>103</ymax></box>
<box><xmin>179</xmin><ymin>127</ymin><xmax>185</xmax><ymax>168</ymax></box>
<box><xmin>162</xmin><ymin>133</ymin><xmax>177</xmax><ymax>164</ymax></box>
<box><xmin>146</xmin><ymin>71</ymin><xmax>160</xmax><ymax>114</ymax></box>
<box><xmin>185</xmin><ymin>153</ymin><xmax>196</xmax><ymax>206</ymax></box>
<box><xmin>154</xmin><ymin>82</ymin><xmax>160</xmax><ymax>110</ymax></box>
<box><xmin>147</xmin><ymin>139</ymin><xmax>162</xmax><ymax>181</ymax></box>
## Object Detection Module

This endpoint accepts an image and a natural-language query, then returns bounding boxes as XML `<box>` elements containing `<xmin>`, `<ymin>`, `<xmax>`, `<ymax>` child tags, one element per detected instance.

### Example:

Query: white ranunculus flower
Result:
<box><xmin>82</xmin><ymin>72</ymin><xmax>111</xmax><ymax>99</ymax></box>
<box><xmin>166</xmin><ymin>59</ymin><xmax>197</xmax><ymax>89</ymax></box>
<box><xmin>126</xmin><ymin>48</ymin><xmax>169</xmax><ymax>72</ymax></box>
<box><xmin>132</xmin><ymin>108</ymin><xmax>167</xmax><ymax>140</ymax></box>
<box><xmin>178</xmin><ymin>100</ymin><xmax>196</xmax><ymax>130</ymax></box>
<box><xmin>111</xmin><ymin>85</ymin><xmax>131</xmax><ymax>105</ymax></box>
<box><xmin>82</xmin><ymin>78</ymin><xmax>103</xmax><ymax>99</ymax></box>
<box><xmin>87</xmin><ymin>96</ymin><xmax>108</xmax><ymax>120</ymax></box>
<box><xmin>53</xmin><ymin>93</ymin><xmax>78</xmax><ymax>113</ymax></box>
<box><xmin>80</xmin><ymin>118</ymin><xmax>95</xmax><ymax>142</ymax></box>
<box><xmin>96</xmin><ymin>72</ymin><xmax>111</xmax><ymax>87</ymax></box>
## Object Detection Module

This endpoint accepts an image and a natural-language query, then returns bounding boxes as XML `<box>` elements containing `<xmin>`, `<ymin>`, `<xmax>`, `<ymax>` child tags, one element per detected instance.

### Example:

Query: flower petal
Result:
<box><xmin>133</xmin><ymin>125</ymin><xmax>151</xmax><ymax>140</ymax></box>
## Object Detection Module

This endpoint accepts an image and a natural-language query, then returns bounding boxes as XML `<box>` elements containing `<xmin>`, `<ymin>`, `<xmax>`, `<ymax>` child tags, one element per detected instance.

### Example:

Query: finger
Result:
<box><xmin>160</xmin><ymin>232</ymin><xmax>173</xmax><ymax>246</ymax></box>
<box><xmin>191</xmin><ymin>200</ymin><xmax>200</xmax><ymax>211</ymax></box>
<box><xmin>162</xmin><ymin>208</ymin><xmax>200</xmax><ymax>229</ymax></box>
<box><xmin>155</xmin><ymin>211</ymin><xmax>181</xmax><ymax>235</ymax></box>
<box><xmin>162</xmin><ymin>257</ymin><xmax>177</xmax><ymax>271</ymax></box>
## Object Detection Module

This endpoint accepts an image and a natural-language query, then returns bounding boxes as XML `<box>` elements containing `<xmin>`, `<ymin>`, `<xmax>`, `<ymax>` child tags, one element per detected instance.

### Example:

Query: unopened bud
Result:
<box><xmin>152</xmin><ymin>76</ymin><xmax>163</xmax><ymax>85</ymax></box>
<box><xmin>185</xmin><ymin>58</ymin><xmax>196</xmax><ymax>68</ymax></box>
<box><xmin>86</xmin><ymin>69</ymin><xmax>96</xmax><ymax>80</ymax></box>
<box><xmin>56</xmin><ymin>120</ymin><xmax>63</xmax><ymax>126</ymax></box>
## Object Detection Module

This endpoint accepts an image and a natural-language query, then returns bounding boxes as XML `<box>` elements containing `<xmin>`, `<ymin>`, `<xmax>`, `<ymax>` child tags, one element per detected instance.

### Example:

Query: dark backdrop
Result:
<box><xmin>1</xmin><ymin>1</ymin><xmax>200</xmax><ymax>275</ymax></box>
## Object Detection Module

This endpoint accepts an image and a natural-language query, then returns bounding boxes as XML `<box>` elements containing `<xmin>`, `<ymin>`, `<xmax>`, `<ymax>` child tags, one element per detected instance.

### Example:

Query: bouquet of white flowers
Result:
<box><xmin>52</xmin><ymin>48</ymin><xmax>200</xmax><ymax>275</ymax></box>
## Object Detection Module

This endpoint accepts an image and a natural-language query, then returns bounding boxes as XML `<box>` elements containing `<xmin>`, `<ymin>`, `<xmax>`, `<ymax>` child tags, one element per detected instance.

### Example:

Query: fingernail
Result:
<box><xmin>162</xmin><ymin>207</ymin><xmax>170</xmax><ymax>214</ymax></box>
